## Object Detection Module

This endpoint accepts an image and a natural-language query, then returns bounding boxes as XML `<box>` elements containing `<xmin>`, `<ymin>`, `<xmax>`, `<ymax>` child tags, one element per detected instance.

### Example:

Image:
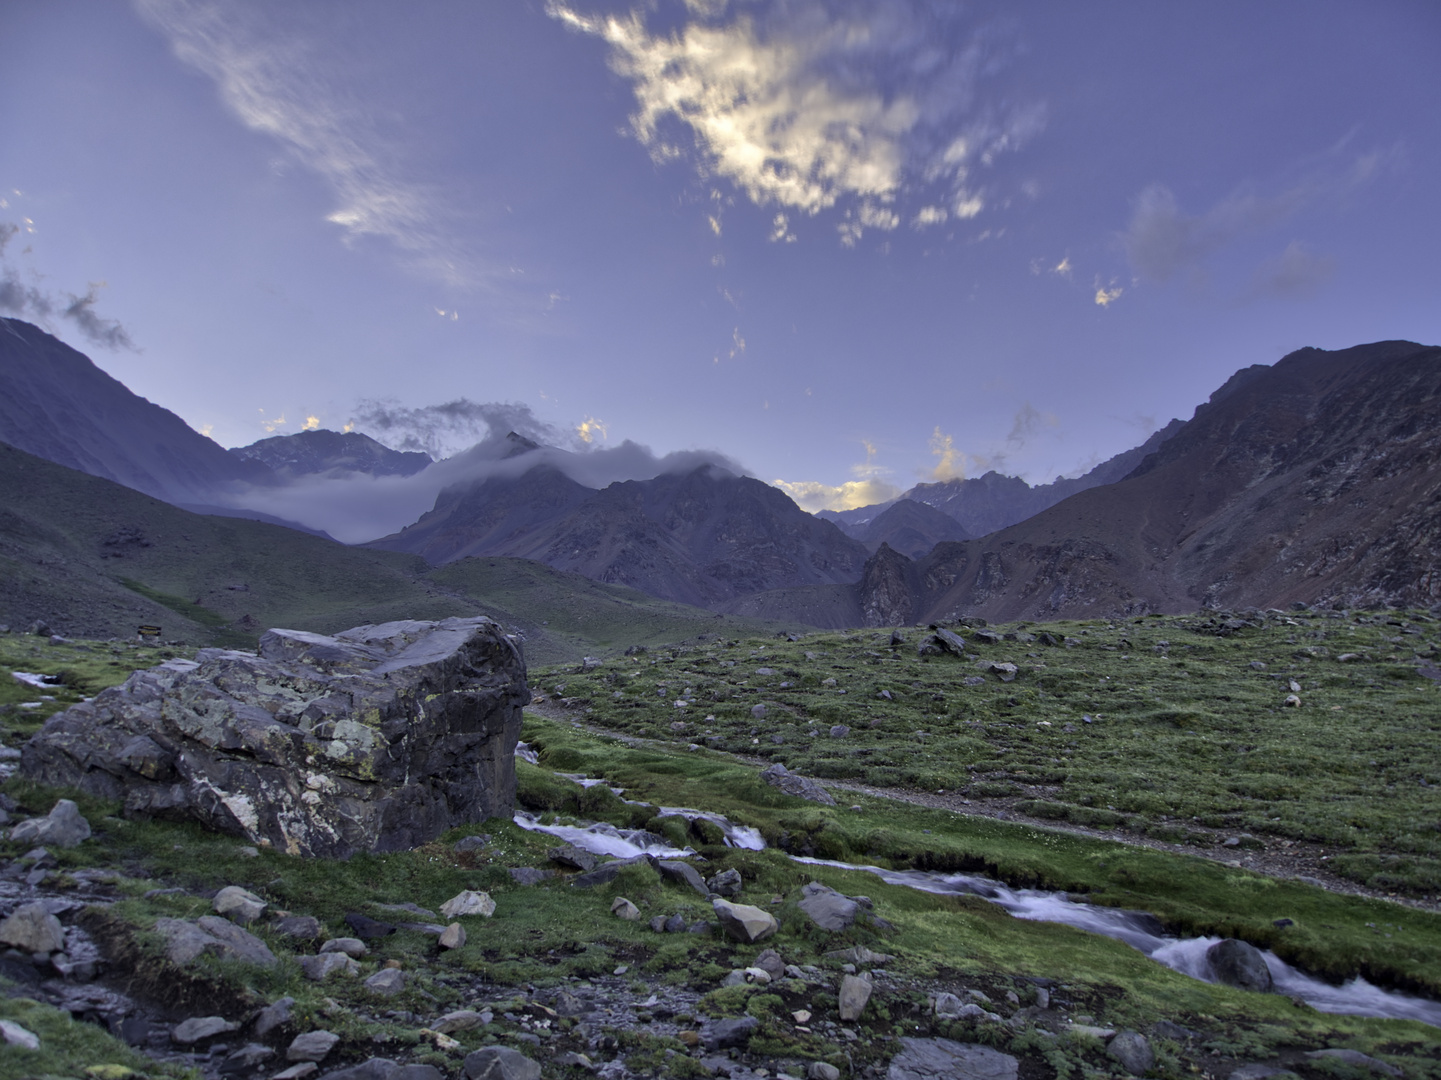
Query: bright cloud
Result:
<box><xmin>550</xmin><ymin>0</ymin><xmax>1043</xmax><ymax>241</ymax></box>
<box><xmin>1094</xmin><ymin>283</ymin><xmax>1123</xmax><ymax>307</ymax></box>
<box><xmin>774</xmin><ymin>437</ymin><xmax>902</xmax><ymax>512</ymax></box>
<box><xmin>302</xmin><ymin>415</ymin><xmax>320</xmax><ymax>431</ymax></box>
<box><xmin>929</xmin><ymin>427</ymin><xmax>966</xmax><ymax>481</ymax></box>
<box><xmin>576</xmin><ymin>416</ymin><xmax>609</xmax><ymax>444</ymax></box>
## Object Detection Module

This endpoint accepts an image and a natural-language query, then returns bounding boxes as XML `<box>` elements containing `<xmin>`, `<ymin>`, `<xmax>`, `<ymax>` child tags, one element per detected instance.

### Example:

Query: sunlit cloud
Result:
<box><xmin>136</xmin><ymin>0</ymin><xmax>481</xmax><ymax>288</ymax></box>
<box><xmin>912</xmin><ymin>205</ymin><xmax>948</xmax><ymax>229</ymax></box>
<box><xmin>1094</xmin><ymin>281</ymin><xmax>1123</xmax><ymax>307</ymax></box>
<box><xmin>774</xmin><ymin>438</ymin><xmax>902</xmax><ymax>512</ymax></box>
<box><xmin>768</xmin><ymin>213</ymin><xmax>795</xmax><ymax>244</ymax></box>
<box><xmin>434</xmin><ymin>307</ymin><xmax>460</xmax><ymax>321</ymax></box>
<box><xmin>550</xmin><ymin>0</ymin><xmax>1044</xmax><ymax>243</ymax></box>
<box><xmin>576</xmin><ymin>416</ymin><xmax>609</xmax><ymax>444</ymax></box>
<box><xmin>929</xmin><ymin>427</ymin><xmax>967</xmax><ymax>481</ymax></box>
<box><xmin>1053</xmin><ymin>256</ymin><xmax>1072</xmax><ymax>277</ymax></box>
<box><xmin>257</xmin><ymin>409</ymin><xmax>287</xmax><ymax>433</ymax></box>
<box><xmin>302</xmin><ymin>415</ymin><xmax>321</xmax><ymax>431</ymax></box>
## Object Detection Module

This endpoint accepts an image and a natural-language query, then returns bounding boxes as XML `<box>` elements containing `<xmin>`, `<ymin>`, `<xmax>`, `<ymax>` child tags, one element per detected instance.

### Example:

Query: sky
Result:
<box><xmin>3</xmin><ymin>0</ymin><xmax>1439</xmax><ymax>515</ymax></box>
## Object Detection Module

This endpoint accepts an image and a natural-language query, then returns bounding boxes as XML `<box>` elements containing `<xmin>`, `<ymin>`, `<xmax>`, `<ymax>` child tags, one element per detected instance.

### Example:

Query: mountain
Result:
<box><xmin>852</xmin><ymin>498</ymin><xmax>970</xmax><ymax>558</ymax></box>
<box><xmin>231</xmin><ymin>429</ymin><xmax>431</xmax><ymax>477</ymax></box>
<box><xmin>891</xmin><ymin>341</ymin><xmax>1441</xmax><ymax>621</ymax></box>
<box><xmin>0</xmin><ymin>318</ymin><xmax>269</xmax><ymax>504</ymax></box>
<box><xmin>372</xmin><ymin>463</ymin><xmax>872</xmax><ymax>608</ymax></box>
<box><xmin>821</xmin><ymin>420</ymin><xmax>1185</xmax><ymax>540</ymax></box>
<box><xmin>0</xmin><ymin>441</ymin><xmax>798</xmax><ymax>661</ymax></box>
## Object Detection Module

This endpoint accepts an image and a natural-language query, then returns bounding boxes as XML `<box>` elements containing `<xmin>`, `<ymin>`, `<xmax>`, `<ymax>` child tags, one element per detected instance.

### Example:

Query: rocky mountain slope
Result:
<box><xmin>0</xmin><ymin>318</ymin><xmax>269</xmax><ymax>505</ymax></box>
<box><xmin>732</xmin><ymin>341</ymin><xmax>1441</xmax><ymax>625</ymax></box>
<box><xmin>231</xmin><ymin>429</ymin><xmax>432</xmax><ymax>478</ymax></box>
<box><xmin>372</xmin><ymin>464</ymin><xmax>871</xmax><ymax>609</ymax></box>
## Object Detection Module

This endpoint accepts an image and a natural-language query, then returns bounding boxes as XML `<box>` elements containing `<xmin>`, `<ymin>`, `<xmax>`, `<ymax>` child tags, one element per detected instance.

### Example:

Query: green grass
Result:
<box><xmin>533</xmin><ymin>608</ymin><xmax>1441</xmax><ymax>897</ymax></box>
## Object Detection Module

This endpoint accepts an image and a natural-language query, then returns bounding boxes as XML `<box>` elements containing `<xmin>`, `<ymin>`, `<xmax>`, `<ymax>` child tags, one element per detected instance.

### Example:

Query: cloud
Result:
<box><xmin>135</xmin><ymin>0</ymin><xmax>479</xmax><ymax>288</ymax></box>
<box><xmin>774</xmin><ymin>437</ymin><xmax>902</xmax><ymax>512</ymax></box>
<box><xmin>1006</xmin><ymin>402</ymin><xmax>1057</xmax><ymax>446</ymax></box>
<box><xmin>348</xmin><ymin>399</ymin><xmax>565</xmax><ymax>460</ymax></box>
<box><xmin>1246</xmin><ymin>240</ymin><xmax>1335</xmax><ymax>300</ymax></box>
<box><xmin>1121</xmin><ymin>145</ymin><xmax>1395</xmax><ymax>284</ymax></box>
<box><xmin>550</xmin><ymin>0</ymin><xmax>1043</xmax><ymax>241</ymax></box>
<box><xmin>0</xmin><ymin>232</ymin><xmax>136</xmax><ymax>350</ymax></box>
<box><xmin>221</xmin><ymin>413</ymin><xmax>746</xmax><ymax>544</ymax></box>
<box><xmin>1094</xmin><ymin>283</ymin><xmax>1122</xmax><ymax>307</ymax></box>
<box><xmin>576</xmin><ymin>416</ymin><xmax>608</xmax><ymax>444</ymax></box>
<box><xmin>929</xmin><ymin>427</ymin><xmax>967</xmax><ymax>481</ymax></box>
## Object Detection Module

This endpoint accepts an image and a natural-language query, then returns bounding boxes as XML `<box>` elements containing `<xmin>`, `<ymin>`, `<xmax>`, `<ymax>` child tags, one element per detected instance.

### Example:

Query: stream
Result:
<box><xmin>517</xmin><ymin>778</ymin><xmax>1441</xmax><ymax>1030</ymax></box>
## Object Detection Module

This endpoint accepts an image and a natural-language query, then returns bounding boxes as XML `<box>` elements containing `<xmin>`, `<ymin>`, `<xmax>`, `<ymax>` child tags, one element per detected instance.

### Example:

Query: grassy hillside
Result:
<box><xmin>0</xmin><ymin>442</ymin><xmax>795</xmax><ymax>664</ymax></box>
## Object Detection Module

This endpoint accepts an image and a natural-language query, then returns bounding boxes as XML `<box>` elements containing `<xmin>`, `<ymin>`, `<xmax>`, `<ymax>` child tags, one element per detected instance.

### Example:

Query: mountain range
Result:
<box><xmin>2</xmin><ymin>315</ymin><xmax>1437</xmax><ymax>630</ymax></box>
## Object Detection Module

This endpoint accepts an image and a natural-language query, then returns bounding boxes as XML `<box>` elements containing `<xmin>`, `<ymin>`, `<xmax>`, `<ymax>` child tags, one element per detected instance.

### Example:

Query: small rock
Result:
<box><xmin>464</xmin><ymin>1045</ymin><xmax>543</xmax><ymax>1080</ymax></box>
<box><xmin>274</xmin><ymin>915</ymin><xmax>323</xmax><ymax>941</ymax></box>
<box><xmin>798</xmin><ymin>882</ymin><xmax>859</xmax><ymax>931</ymax></box>
<box><xmin>321</xmin><ymin>937</ymin><xmax>368</xmax><ymax>959</ymax></box>
<box><xmin>611</xmin><ymin>897</ymin><xmax>641</xmax><ymax>920</ymax></box>
<box><xmin>9</xmin><ymin>799</ymin><xmax>91</xmax><ymax>848</ymax></box>
<box><xmin>435</xmin><ymin>1009</ymin><xmax>491</xmax><ymax>1033</ymax></box>
<box><xmin>0</xmin><ymin>1019</ymin><xmax>39</xmax><ymax>1050</ymax></box>
<box><xmin>886</xmin><ymin>1038</ymin><xmax>1018</xmax><ymax>1080</ymax></box>
<box><xmin>706</xmin><ymin>868</ymin><xmax>743</xmax><ymax>897</ymax></box>
<box><xmin>364</xmin><ymin>967</ymin><xmax>407</xmax><ymax>996</ymax></box>
<box><xmin>271</xmin><ymin>1065</ymin><xmax>319</xmax><ymax>1080</ymax></box>
<box><xmin>838</xmin><ymin>973</ymin><xmax>872</xmax><ymax>1021</ymax></box>
<box><xmin>750</xmin><ymin>705</ymin><xmax>767</xmax><ymax>719</ymax></box>
<box><xmin>0</xmin><ymin>901</ymin><xmax>65</xmax><ymax>954</ymax></box>
<box><xmin>440</xmin><ymin>890</ymin><xmax>496</xmax><ymax>919</ymax></box>
<box><xmin>439</xmin><ymin>922</ymin><xmax>467</xmax><ymax>949</ymax></box>
<box><xmin>173</xmin><ymin>1016</ymin><xmax>241</xmax><ymax>1044</ymax></box>
<box><xmin>809</xmin><ymin>1064</ymin><xmax>841</xmax><ymax>1080</ymax></box>
<box><xmin>754</xmin><ymin>947</ymin><xmax>785</xmax><ymax>980</ymax></box>
<box><xmin>655</xmin><ymin>859</ymin><xmax>709</xmax><ymax>896</ymax></box>
<box><xmin>1107</xmin><ymin>1031</ymin><xmax>1155</xmax><ymax>1076</ymax></box>
<box><xmin>712</xmin><ymin>898</ymin><xmax>778</xmax><ymax>943</ymax></box>
<box><xmin>1207</xmin><ymin>938</ymin><xmax>1273</xmax><ymax>992</ymax></box>
<box><xmin>213</xmin><ymin>885</ymin><xmax>267</xmax><ymax>926</ymax></box>
<box><xmin>220</xmin><ymin>1042</ymin><xmax>275</xmax><ymax>1074</ymax></box>
<box><xmin>344</xmin><ymin>913</ymin><xmax>396</xmax><ymax>939</ymax></box>
<box><xmin>252</xmin><ymin>997</ymin><xmax>295</xmax><ymax>1038</ymax></box>
<box><xmin>508</xmin><ymin>867</ymin><xmax>553</xmax><ymax>886</ymax></box>
<box><xmin>299</xmin><ymin>953</ymin><xmax>360</xmax><ymax>981</ymax></box>
<box><xmin>933</xmin><ymin>992</ymin><xmax>963</xmax><ymax>1018</ymax></box>
<box><xmin>287</xmin><ymin>1029</ymin><xmax>340</xmax><ymax>1062</ymax></box>
<box><xmin>453</xmin><ymin>835</ymin><xmax>490</xmax><ymax>853</ymax></box>
<box><xmin>700</xmin><ymin>1015</ymin><xmax>758</xmax><ymax>1050</ymax></box>
<box><xmin>548</xmin><ymin>844</ymin><xmax>597</xmax><ymax>872</ymax></box>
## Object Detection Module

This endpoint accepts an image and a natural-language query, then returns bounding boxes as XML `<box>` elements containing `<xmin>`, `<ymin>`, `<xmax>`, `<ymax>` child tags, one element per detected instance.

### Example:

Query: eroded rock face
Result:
<box><xmin>21</xmin><ymin>617</ymin><xmax>529</xmax><ymax>857</ymax></box>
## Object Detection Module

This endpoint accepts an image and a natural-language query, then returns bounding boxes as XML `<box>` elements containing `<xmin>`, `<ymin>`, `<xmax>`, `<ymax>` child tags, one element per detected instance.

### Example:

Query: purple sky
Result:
<box><xmin>4</xmin><ymin>0</ymin><xmax>1439</xmax><ymax>512</ymax></box>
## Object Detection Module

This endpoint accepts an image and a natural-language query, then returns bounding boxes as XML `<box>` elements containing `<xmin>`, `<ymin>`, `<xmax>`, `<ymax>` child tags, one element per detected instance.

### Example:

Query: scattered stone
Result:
<box><xmin>706</xmin><ymin>868</ymin><xmax>743</xmax><ymax>897</ymax></box>
<box><xmin>759</xmin><ymin>762</ymin><xmax>836</xmax><ymax>805</ymax></box>
<box><xmin>321</xmin><ymin>937</ymin><xmax>368</xmax><ymax>959</ymax></box>
<box><xmin>933</xmin><ymin>628</ymin><xmax>968</xmax><ymax>656</ymax></box>
<box><xmin>809</xmin><ymin>1063</ymin><xmax>841</xmax><ymax>1080</ymax></box>
<box><xmin>824</xmin><ymin>945</ymin><xmax>894</xmax><ymax>965</ymax></box>
<box><xmin>345</xmin><ymin>913</ymin><xmax>397</xmax><ymax>939</ymax></box>
<box><xmin>829</xmin><ymin>725</ymin><xmax>850</xmax><ymax>738</ymax></box>
<box><xmin>299</xmin><ymin>953</ymin><xmax>360</xmax><ymax>981</ymax></box>
<box><xmin>253</xmin><ymin>997</ymin><xmax>294</xmax><ymax>1038</ymax></box>
<box><xmin>465</xmin><ymin>1045</ymin><xmax>543</xmax><ymax>1080</ymax></box>
<box><xmin>886</xmin><ymin>1037</ymin><xmax>1018</xmax><ymax>1080</ymax></box>
<box><xmin>548</xmin><ymin>844</ymin><xmax>597</xmax><ymax>872</ymax></box>
<box><xmin>1284</xmin><ymin>694</ymin><xmax>1302</xmax><ymax>707</ymax></box>
<box><xmin>172</xmin><ymin>1016</ymin><xmax>241</xmax><ymax>1043</ymax></box>
<box><xmin>611</xmin><ymin>897</ymin><xmax>641</xmax><ymax>921</ymax></box>
<box><xmin>365</xmin><ymin>967</ymin><xmax>407</xmax><ymax>996</ymax></box>
<box><xmin>439</xmin><ymin>922</ymin><xmax>466</xmax><ymax>949</ymax></box>
<box><xmin>552</xmin><ymin>992</ymin><xmax>587</xmax><ymax>1018</ymax></box>
<box><xmin>1289</xmin><ymin>679</ymin><xmax>1302</xmax><ymax>693</ymax></box>
<box><xmin>213</xmin><ymin>885</ymin><xmax>267</xmax><ymax>925</ymax></box>
<box><xmin>508</xmin><ymin>867</ymin><xmax>553</xmax><ymax>886</ymax></box>
<box><xmin>219</xmin><ymin>1042</ymin><xmax>275</xmax><ymax>1074</ymax></box>
<box><xmin>712</xmin><ymin>898</ymin><xmax>779</xmax><ymax>943</ymax></box>
<box><xmin>750</xmin><ymin>705</ymin><xmax>767</xmax><ymax>720</ymax></box>
<box><xmin>9</xmin><ymin>799</ymin><xmax>91</xmax><ymax>848</ymax></box>
<box><xmin>654</xmin><ymin>859</ymin><xmax>708</xmax><ymax>896</ymax></box>
<box><xmin>1107</xmin><ymin>1031</ymin><xmax>1155</xmax><ymax>1075</ymax></box>
<box><xmin>440</xmin><ymin>890</ymin><xmax>496</xmax><ymax>919</ymax></box>
<box><xmin>838</xmin><ymin>974</ymin><xmax>872</xmax><ymax>1021</ymax></box>
<box><xmin>271</xmin><ymin>1063</ymin><xmax>319</xmax><ymax>1080</ymax></box>
<box><xmin>700</xmin><ymin>1015</ymin><xmax>758</xmax><ymax>1050</ymax></box>
<box><xmin>570</xmin><ymin>855</ymin><xmax>647</xmax><ymax>888</ymax></box>
<box><xmin>287</xmin><ymin>1030</ymin><xmax>340</xmax><ymax>1062</ymax></box>
<box><xmin>435</xmin><ymin>1009</ymin><xmax>491</xmax><ymax>1033</ymax></box>
<box><xmin>454</xmin><ymin>835</ymin><xmax>490</xmax><ymax>853</ymax></box>
<box><xmin>1206</xmin><ymin>938</ymin><xmax>1273</xmax><ymax>992</ymax></box>
<box><xmin>21</xmin><ymin>618</ymin><xmax>529</xmax><ymax>858</ymax></box>
<box><xmin>977</xmin><ymin>661</ymin><xmax>1019</xmax><ymax>682</ymax></box>
<box><xmin>155</xmin><ymin>916</ymin><xmax>278</xmax><ymax>968</ymax></box>
<box><xmin>754</xmin><ymin>948</ymin><xmax>785</xmax><ymax>980</ymax></box>
<box><xmin>1304</xmin><ymin>1050</ymin><xmax>1401</xmax><ymax>1077</ymax></box>
<box><xmin>933</xmin><ymin>992</ymin><xmax>963</xmax><ymax>1018</ymax></box>
<box><xmin>798</xmin><ymin>882</ymin><xmax>859</xmax><ymax>931</ymax></box>
<box><xmin>0</xmin><ymin>901</ymin><xmax>65</xmax><ymax>954</ymax></box>
<box><xmin>0</xmin><ymin>1019</ymin><xmax>39</xmax><ymax>1049</ymax></box>
<box><xmin>1229</xmin><ymin>1066</ymin><xmax>1290</xmax><ymax>1080</ymax></box>
<box><xmin>274</xmin><ymin>915</ymin><xmax>323</xmax><ymax>941</ymax></box>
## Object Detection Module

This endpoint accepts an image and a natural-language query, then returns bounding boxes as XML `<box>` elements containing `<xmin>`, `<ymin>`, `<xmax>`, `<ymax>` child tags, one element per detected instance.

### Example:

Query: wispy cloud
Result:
<box><xmin>1121</xmin><ymin>143</ymin><xmax>1397</xmax><ymax>285</ymax></box>
<box><xmin>0</xmin><ymin>221</ymin><xmax>135</xmax><ymax>350</ymax></box>
<box><xmin>1246</xmin><ymin>240</ymin><xmax>1335</xmax><ymax>300</ymax></box>
<box><xmin>550</xmin><ymin>0</ymin><xmax>1044</xmax><ymax>245</ymax></box>
<box><xmin>135</xmin><ymin>0</ymin><xmax>478</xmax><ymax>288</ymax></box>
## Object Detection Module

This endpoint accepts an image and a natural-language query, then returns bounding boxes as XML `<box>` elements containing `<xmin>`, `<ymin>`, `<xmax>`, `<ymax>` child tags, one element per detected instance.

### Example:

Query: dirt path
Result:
<box><xmin>526</xmin><ymin>699</ymin><xmax>1439</xmax><ymax>915</ymax></box>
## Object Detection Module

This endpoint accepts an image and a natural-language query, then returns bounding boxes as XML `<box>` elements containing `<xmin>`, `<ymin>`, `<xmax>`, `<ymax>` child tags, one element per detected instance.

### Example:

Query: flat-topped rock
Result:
<box><xmin>20</xmin><ymin>617</ymin><xmax>529</xmax><ymax>857</ymax></box>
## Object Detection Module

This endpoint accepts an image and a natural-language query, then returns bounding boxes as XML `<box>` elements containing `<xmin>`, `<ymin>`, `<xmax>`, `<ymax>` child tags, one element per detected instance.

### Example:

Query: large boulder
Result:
<box><xmin>21</xmin><ymin>618</ymin><xmax>529</xmax><ymax>857</ymax></box>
